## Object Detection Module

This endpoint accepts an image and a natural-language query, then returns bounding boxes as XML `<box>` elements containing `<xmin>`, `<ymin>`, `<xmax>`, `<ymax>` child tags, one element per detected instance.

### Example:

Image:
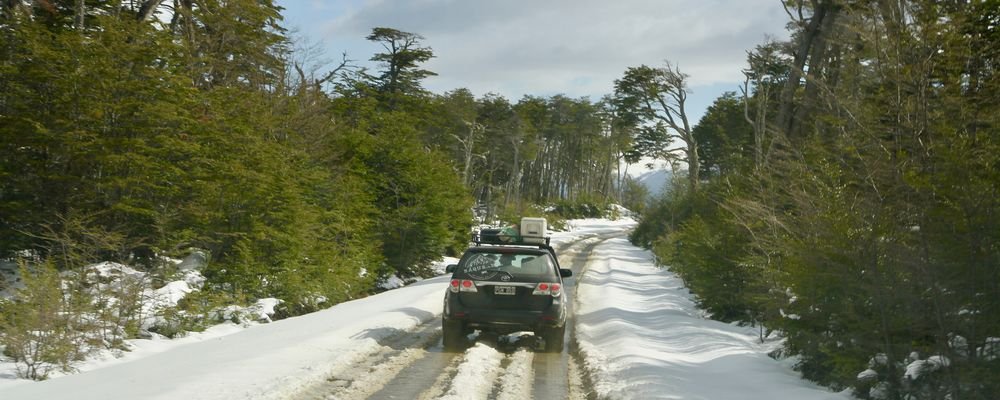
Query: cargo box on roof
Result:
<box><xmin>520</xmin><ymin>217</ymin><xmax>547</xmax><ymax>244</ymax></box>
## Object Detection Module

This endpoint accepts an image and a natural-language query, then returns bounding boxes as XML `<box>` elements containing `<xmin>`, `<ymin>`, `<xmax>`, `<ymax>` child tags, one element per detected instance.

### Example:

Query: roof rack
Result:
<box><xmin>472</xmin><ymin>217</ymin><xmax>551</xmax><ymax>247</ymax></box>
<box><xmin>472</xmin><ymin>229</ymin><xmax>551</xmax><ymax>247</ymax></box>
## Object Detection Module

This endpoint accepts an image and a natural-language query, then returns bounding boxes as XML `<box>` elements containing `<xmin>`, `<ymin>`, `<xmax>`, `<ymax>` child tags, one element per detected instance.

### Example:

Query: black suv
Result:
<box><xmin>442</xmin><ymin>227</ymin><xmax>572</xmax><ymax>352</ymax></box>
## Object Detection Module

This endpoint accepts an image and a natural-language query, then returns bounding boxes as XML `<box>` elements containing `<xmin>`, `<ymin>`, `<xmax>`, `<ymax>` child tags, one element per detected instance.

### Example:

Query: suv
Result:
<box><xmin>442</xmin><ymin>218</ymin><xmax>572</xmax><ymax>352</ymax></box>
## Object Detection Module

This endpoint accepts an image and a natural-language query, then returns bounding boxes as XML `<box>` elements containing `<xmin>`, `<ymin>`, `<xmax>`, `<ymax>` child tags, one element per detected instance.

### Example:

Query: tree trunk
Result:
<box><xmin>777</xmin><ymin>0</ymin><xmax>838</xmax><ymax>138</ymax></box>
<box><xmin>75</xmin><ymin>0</ymin><xmax>85</xmax><ymax>30</ymax></box>
<box><xmin>137</xmin><ymin>0</ymin><xmax>166</xmax><ymax>21</ymax></box>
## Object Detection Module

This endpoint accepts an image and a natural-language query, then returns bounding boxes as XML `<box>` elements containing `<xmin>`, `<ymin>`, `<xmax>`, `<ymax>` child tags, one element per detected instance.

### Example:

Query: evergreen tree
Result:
<box><xmin>692</xmin><ymin>92</ymin><xmax>753</xmax><ymax>178</ymax></box>
<box><xmin>365</xmin><ymin>27</ymin><xmax>436</xmax><ymax>110</ymax></box>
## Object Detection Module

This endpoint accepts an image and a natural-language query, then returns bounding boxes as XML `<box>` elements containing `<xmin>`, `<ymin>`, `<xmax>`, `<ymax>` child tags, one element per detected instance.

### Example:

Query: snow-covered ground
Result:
<box><xmin>0</xmin><ymin>218</ymin><xmax>850</xmax><ymax>399</ymax></box>
<box><xmin>574</xmin><ymin>233</ymin><xmax>852</xmax><ymax>400</ymax></box>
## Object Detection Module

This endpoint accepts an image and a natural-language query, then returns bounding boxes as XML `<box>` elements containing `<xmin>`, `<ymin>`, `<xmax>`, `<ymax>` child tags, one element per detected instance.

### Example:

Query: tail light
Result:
<box><xmin>533</xmin><ymin>282</ymin><xmax>562</xmax><ymax>297</ymax></box>
<box><xmin>450</xmin><ymin>279</ymin><xmax>478</xmax><ymax>293</ymax></box>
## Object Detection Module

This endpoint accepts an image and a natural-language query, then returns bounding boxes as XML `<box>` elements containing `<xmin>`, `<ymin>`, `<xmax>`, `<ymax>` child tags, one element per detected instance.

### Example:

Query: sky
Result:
<box><xmin>0</xmin><ymin>218</ymin><xmax>852</xmax><ymax>399</ymax></box>
<box><xmin>277</xmin><ymin>0</ymin><xmax>792</xmax><ymax>125</ymax></box>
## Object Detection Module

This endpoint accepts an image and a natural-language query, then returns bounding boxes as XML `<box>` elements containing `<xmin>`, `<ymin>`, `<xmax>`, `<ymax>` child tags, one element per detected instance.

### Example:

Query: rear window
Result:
<box><xmin>457</xmin><ymin>251</ymin><xmax>556</xmax><ymax>281</ymax></box>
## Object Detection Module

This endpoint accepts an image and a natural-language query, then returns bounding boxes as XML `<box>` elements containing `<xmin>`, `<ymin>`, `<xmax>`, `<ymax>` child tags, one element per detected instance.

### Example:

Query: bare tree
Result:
<box><xmin>614</xmin><ymin>62</ymin><xmax>699</xmax><ymax>192</ymax></box>
<box><xmin>452</xmin><ymin>120</ymin><xmax>483</xmax><ymax>187</ymax></box>
<box><xmin>741</xmin><ymin>40</ymin><xmax>788</xmax><ymax>168</ymax></box>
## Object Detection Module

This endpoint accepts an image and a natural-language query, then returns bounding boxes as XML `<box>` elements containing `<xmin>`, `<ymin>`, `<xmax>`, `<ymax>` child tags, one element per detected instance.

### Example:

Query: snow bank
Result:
<box><xmin>0</xmin><ymin>275</ymin><xmax>451</xmax><ymax>399</ymax></box>
<box><xmin>904</xmin><ymin>355</ymin><xmax>950</xmax><ymax>380</ymax></box>
<box><xmin>377</xmin><ymin>256</ymin><xmax>460</xmax><ymax>290</ymax></box>
<box><xmin>574</xmin><ymin>236</ymin><xmax>852</xmax><ymax>400</ymax></box>
<box><xmin>551</xmin><ymin>217</ymin><xmax>637</xmax><ymax>240</ymax></box>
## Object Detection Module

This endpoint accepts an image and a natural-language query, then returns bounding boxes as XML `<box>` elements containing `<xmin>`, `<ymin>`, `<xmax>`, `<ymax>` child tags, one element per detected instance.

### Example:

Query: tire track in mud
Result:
<box><xmin>538</xmin><ymin>233</ymin><xmax>620</xmax><ymax>400</ymax></box>
<box><xmin>293</xmin><ymin>318</ymin><xmax>449</xmax><ymax>400</ymax></box>
<box><xmin>564</xmin><ymin>234</ymin><xmax>625</xmax><ymax>400</ymax></box>
<box><xmin>377</xmin><ymin>340</ymin><xmax>537</xmax><ymax>400</ymax></box>
<box><xmin>491</xmin><ymin>349</ymin><xmax>534</xmax><ymax>400</ymax></box>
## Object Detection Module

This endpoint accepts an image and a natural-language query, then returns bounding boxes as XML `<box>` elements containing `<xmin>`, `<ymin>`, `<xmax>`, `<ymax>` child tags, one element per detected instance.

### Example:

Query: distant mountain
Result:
<box><xmin>633</xmin><ymin>167</ymin><xmax>674</xmax><ymax>197</ymax></box>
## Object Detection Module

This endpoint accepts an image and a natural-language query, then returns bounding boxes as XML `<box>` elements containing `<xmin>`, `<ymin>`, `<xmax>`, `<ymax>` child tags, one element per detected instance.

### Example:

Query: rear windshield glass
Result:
<box><xmin>458</xmin><ymin>252</ymin><xmax>556</xmax><ymax>281</ymax></box>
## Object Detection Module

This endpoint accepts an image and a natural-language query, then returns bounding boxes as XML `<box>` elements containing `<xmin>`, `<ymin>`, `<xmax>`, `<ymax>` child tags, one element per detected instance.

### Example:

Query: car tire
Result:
<box><xmin>442</xmin><ymin>319</ymin><xmax>466</xmax><ymax>352</ymax></box>
<box><xmin>540</xmin><ymin>325</ymin><xmax>565</xmax><ymax>353</ymax></box>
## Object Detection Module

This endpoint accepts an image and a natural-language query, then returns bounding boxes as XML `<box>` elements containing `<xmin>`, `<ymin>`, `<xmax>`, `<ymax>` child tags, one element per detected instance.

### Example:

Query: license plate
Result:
<box><xmin>494</xmin><ymin>286</ymin><xmax>515</xmax><ymax>295</ymax></box>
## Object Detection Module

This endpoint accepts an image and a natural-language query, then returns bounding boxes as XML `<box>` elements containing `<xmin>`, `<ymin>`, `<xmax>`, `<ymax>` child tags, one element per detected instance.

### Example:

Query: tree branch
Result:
<box><xmin>137</xmin><ymin>0</ymin><xmax>166</xmax><ymax>21</ymax></box>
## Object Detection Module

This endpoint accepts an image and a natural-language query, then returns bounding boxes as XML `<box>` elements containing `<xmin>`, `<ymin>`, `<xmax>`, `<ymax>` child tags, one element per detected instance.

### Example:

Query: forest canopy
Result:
<box><xmin>0</xmin><ymin>1</ymin><xmax>636</xmax><ymax>311</ymax></box>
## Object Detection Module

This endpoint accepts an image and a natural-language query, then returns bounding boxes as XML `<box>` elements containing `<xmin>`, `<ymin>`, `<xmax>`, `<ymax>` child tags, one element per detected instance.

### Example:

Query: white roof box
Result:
<box><xmin>519</xmin><ymin>217</ymin><xmax>547</xmax><ymax>244</ymax></box>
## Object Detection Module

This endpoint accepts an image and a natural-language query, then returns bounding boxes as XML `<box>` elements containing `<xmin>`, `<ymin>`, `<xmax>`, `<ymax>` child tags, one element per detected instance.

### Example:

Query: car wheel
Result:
<box><xmin>540</xmin><ymin>325</ymin><xmax>565</xmax><ymax>353</ymax></box>
<box><xmin>442</xmin><ymin>319</ymin><xmax>466</xmax><ymax>352</ymax></box>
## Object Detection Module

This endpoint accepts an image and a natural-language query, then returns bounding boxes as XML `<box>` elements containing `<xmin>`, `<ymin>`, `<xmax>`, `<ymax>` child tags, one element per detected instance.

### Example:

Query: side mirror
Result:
<box><xmin>560</xmin><ymin>268</ymin><xmax>572</xmax><ymax>278</ymax></box>
<box><xmin>445</xmin><ymin>264</ymin><xmax>457</xmax><ymax>273</ymax></box>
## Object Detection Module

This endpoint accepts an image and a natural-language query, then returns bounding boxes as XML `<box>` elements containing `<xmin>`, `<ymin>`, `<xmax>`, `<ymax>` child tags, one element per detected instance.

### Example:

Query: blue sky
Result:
<box><xmin>276</xmin><ymin>0</ymin><xmax>790</xmax><ymax>125</ymax></box>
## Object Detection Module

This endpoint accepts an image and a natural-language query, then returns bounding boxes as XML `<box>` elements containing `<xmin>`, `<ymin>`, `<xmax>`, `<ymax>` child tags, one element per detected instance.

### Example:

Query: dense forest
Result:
<box><xmin>0</xmin><ymin>1</ymin><xmax>642</xmax><ymax>286</ymax></box>
<box><xmin>630</xmin><ymin>1</ymin><xmax>1000</xmax><ymax>399</ymax></box>
<box><xmin>0</xmin><ymin>0</ymin><xmax>640</xmax><ymax>379</ymax></box>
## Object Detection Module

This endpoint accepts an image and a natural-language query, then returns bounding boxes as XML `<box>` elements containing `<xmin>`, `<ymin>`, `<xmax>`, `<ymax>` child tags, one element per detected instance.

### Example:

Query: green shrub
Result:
<box><xmin>0</xmin><ymin>262</ymin><xmax>87</xmax><ymax>380</ymax></box>
<box><xmin>654</xmin><ymin>212</ymin><xmax>756</xmax><ymax>322</ymax></box>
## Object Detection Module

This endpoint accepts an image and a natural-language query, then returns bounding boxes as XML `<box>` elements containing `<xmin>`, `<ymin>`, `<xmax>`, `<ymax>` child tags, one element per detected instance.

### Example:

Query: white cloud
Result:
<box><xmin>292</xmin><ymin>0</ymin><xmax>790</xmax><ymax>103</ymax></box>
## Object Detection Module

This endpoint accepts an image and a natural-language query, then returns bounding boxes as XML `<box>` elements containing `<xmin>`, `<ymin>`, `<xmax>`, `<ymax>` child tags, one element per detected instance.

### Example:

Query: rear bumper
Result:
<box><xmin>444</xmin><ymin>297</ymin><xmax>566</xmax><ymax>334</ymax></box>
